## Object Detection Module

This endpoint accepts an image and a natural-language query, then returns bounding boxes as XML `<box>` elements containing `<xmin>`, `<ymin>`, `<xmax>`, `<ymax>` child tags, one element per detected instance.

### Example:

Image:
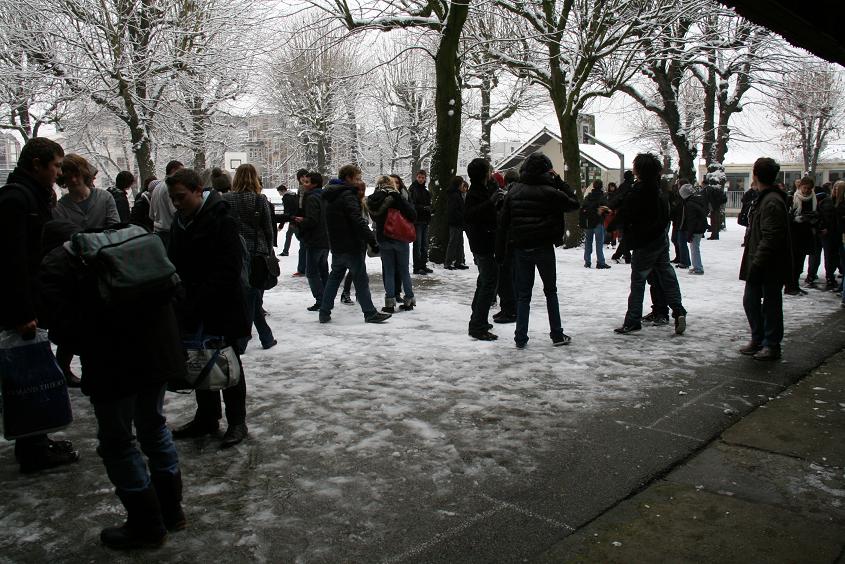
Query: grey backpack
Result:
<box><xmin>67</xmin><ymin>225</ymin><xmax>180</xmax><ymax>304</ymax></box>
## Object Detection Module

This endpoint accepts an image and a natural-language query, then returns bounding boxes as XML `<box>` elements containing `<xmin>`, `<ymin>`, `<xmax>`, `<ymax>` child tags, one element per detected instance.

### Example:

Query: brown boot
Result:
<box><xmin>738</xmin><ymin>341</ymin><xmax>762</xmax><ymax>355</ymax></box>
<box><xmin>753</xmin><ymin>346</ymin><xmax>781</xmax><ymax>361</ymax></box>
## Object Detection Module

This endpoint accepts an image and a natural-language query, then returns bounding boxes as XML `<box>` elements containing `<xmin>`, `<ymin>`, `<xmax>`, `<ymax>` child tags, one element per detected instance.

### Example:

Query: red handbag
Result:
<box><xmin>384</xmin><ymin>208</ymin><xmax>417</xmax><ymax>243</ymax></box>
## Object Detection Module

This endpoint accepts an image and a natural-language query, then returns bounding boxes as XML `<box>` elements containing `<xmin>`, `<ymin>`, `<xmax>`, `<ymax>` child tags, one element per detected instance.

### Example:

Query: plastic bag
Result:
<box><xmin>0</xmin><ymin>329</ymin><xmax>73</xmax><ymax>440</ymax></box>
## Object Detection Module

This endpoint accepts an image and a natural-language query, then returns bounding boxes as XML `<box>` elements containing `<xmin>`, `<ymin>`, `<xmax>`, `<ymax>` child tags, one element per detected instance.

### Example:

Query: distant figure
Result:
<box><xmin>464</xmin><ymin>158</ymin><xmax>499</xmax><ymax>341</ymax></box>
<box><xmin>109</xmin><ymin>170</ymin><xmax>135</xmax><ymax>223</ymax></box>
<box><xmin>149</xmin><ymin>160</ymin><xmax>184</xmax><ymax>247</ymax></box>
<box><xmin>211</xmin><ymin>167</ymin><xmax>232</xmax><ymax>193</ymax></box>
<box><xmin>409</xmin><ymin>169</ymin><xmax>433</xmax><ymax>274</ymax></box>
<box><xmin>130</xmin><ymin>176</ymin><xmax>156</xmax><ymax>231</ymax></box>
<box><xmin>581</xmin><ymin>179</ymin><xmax>611</xmax><ymax>269</ymax></box>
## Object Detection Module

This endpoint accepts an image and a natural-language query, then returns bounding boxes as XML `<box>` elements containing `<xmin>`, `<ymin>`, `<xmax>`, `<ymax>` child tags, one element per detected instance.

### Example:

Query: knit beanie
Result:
<box><xmin>679</xmin><ymin>183</ymin><xmax>694</xmax><ymax>200</ymax></box>
<box><xmin>520</xmin><ymin>152</ymin><xmax>554</xmax><ymax>177</ymax></box>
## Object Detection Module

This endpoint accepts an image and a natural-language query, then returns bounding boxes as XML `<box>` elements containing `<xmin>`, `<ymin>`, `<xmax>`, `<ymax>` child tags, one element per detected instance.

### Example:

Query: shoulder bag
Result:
<box><xmin>248</xmin><ymin>194</ymin><xmax>280</xmax><ymax>290</ymax></box>
<box><xmin>384</xmin><ymin>207</ymin><xmax>416</xmax><ymax>243</ymax></box>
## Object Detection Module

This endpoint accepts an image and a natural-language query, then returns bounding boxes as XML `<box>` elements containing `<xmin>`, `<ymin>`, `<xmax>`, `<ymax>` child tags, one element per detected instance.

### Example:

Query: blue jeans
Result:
<box><xmin>305</xmin><ymin>246</ymin><xmax>329</xmax><ymax>303</ymax></box>
<box><xmin>469</xmin><ymin>252</ymin><xmax>499</xmax><ymax>333</ymax></box>
<box><xmin>624</xmin><ymin>232</ymin><xmax>686</xmax><ymax>327</ymax></box>
<box><xmin>689</xmin><ymin>233</ymin><xmax>703</xmax><ymax>273</ymax></box>
<box><xmin>320</xmin><ymin>251</ymin><xmax>377</xmax><ymax>318</ymax></box>
<box><xmin>413</xmin><ymin>223</ymin><xmax>429</xmax><ymax>269</ymax></box>
<box><xmin>380</xmin><ymin>239</ymin><xmax>414</xmax><ymax>300</ymax></box>
<box><xmin>91</xmin><ymin>384</ymin><xmax>179</xmax><ymax>493</ymax></box>
<box><xmin>240</xmin><ymin>287</ymin><xmax>274</xmax><ymax>349</ymax></box>
<box><xmin>675</xmin><ymin>229</ymin><xmax>690</xmax><ymax>267</ymax></box>
<box><xmin>743</xmin><ymin>280</ymin><xmax>784</xmax><ymax>347</ymax></box>
<box><xmin>514</xmin><ymin>247</ymin><xmax>564</xmax><ymax>346</ymax></box>
<box><xmin>583</xmin><ymin>225</ymin><xmax>606</xmax><ymax>266</ymax></box>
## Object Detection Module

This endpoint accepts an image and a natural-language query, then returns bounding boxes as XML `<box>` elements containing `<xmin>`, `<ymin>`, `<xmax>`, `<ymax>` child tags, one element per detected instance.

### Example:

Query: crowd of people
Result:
<box><xmin>2</xmin><ymin>135</ymin><xmax>844</xmax><ymax>551</ymax></box>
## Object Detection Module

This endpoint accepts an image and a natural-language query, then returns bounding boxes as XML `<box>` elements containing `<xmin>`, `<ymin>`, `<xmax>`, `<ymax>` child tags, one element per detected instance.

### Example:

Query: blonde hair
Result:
<box><xmin>375</xmin><ymin>175</ymin><xmax>395</xmax><ymax>191</ymax></box>
<box><xmin>232</xmin><ymin>164</ymin><xmax>261</xmax><ymax>194</ymax></box>
<box><xmin>834</xmin><ymin>180</ymin><xmax>845</xmax><ymax>207</ymax></box>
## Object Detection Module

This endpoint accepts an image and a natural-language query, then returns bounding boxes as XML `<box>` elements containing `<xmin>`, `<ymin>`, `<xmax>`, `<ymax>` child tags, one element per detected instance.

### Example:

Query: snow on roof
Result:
<box><xmin>495</xmin><ymin>127</ymin><xmax>617</xmax><ymax>171</ymax></box>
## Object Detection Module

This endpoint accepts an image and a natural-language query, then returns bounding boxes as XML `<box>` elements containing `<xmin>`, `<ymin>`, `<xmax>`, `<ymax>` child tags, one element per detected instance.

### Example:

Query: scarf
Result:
<box><xmin>792</xmin><ymin>190</ymin><xmax>817</xmax><ymax>221</ymax></box>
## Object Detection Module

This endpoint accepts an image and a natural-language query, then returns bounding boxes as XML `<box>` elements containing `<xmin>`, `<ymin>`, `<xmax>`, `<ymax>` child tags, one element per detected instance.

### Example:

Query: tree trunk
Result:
<box><xmin>557</xmin><ymin>111</ymin><xmax>584</xmax><ymax>248</ymax></box>
<box><xmin>479</xmin><ymin>78</ymin><xmax>492</xmax><ymax>162</ymax></box>
<box><xmin>427</xmin><ymin>2</ymin><xmax>469</xmax><ymax>265</ymax></box>
<box><xmin>702</xmin><ymin>64</ymin><xmax>716</xmax><ymax>166</ymax></box>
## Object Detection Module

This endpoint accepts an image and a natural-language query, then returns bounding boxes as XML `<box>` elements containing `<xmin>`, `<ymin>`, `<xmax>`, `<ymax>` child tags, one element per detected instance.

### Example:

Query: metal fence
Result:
<box><xmin>727</xmin><ymin>191</ymin><xmax>743</xmax><ymax>211</ymax></box>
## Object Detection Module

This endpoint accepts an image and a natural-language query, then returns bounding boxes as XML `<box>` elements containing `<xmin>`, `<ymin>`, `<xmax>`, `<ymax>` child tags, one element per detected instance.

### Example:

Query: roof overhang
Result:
<box><xmin>719</xmin><ymin>0</ymin><xmax>845</xmax><ymax>66</ymax></box>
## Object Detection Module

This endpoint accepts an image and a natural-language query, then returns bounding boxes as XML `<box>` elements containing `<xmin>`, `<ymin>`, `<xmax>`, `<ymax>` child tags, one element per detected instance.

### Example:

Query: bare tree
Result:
<box><xmin>265</xmin><ymin>21</ymin><xmax>364</xmax><ymax>176</ymax></box>
<box><xmin>767</xmin><ymin>63</ymin><xmax>845</xmax><ymax>176</ymax></box>
<box><xmin>377</xmin><ymin>50</ymin><xmax>437</xmax><ymax>177</ymax></box>
<box><xmin>462</xmin><ymin>14</ymin><xmax>543</xmax><ymax>162</ymax></box>
<box><xmin>0</xmin><ymin>1</ymin><xmax>73</xmax><ymax>140</ymax></box>
<box><xmin>309</xmin><ymin>0</ymin><xmax>470</xmax><ymax>263</ymax></box>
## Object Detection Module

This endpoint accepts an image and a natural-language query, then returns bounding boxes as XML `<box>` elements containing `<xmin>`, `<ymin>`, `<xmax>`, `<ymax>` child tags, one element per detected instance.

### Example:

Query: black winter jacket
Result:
<box><xmin>367</xmin><ymin>188</ymin><xmax>417</xmax><ymax>242</ymax></box>
<box><xmin>817</xmin><ymin>193</ymin><xmax>836</xmax><ymax>234</ymax></box>
<box><xmin>299</xmin><ymin>188</ymin><xmax>330</xmax><ymax>249</ymax></box>
<box><xmin>409</xmin><ymin>181</ymin><xmax>432</xmax><ymax>224</ymax></box>
<box><xmin>0</xmin><ymin>169</ymin><xmax>53</xmax><ymax>329</ymax></box>
<box><xmin>496</xmin><ymin>173</ymin><xmax>577</xmax><ymax>258</ymax></box>
<box><xmin>130</xmin><ymin>191</ymin><xmax>154</xmax><ymax>231</ymax></box>
<box><xmin>681</xmin><ymin>193</ymin><xmax>709</xmax><ymax>235</ymax></box>
<box><xmin>580</xmin><ymin>188</ymin><xmax>607</xmax><ymax>229</ymax></box>
<box><xmin>615</xmin><ymin>180</ymin><xmax>671</xmax><ymax>250</ymax></box>
<box><xmin>168</xmin><ymin>191</ymin><xmax>250</xmax><ymax>339</ymax></box>
<box><xmin>464</xmin><ymin>180</ymin><xmax>499</xmax><ymax>254</ymax></box>
<box><xmin>447</xmin><ymin>185</ymin><xmax>465</xmax><ymax>227</ymax></box>
<box><xmin>39</xmin><ymin>225</ymin><xmax>185</xmax><ymax>401</ymax></box>
<box><xmin>323</xmin><ymin>179</ymin><xmax>377</xmax><ymax>253</ymax></box>
<box><xmin>740</xmin><ymin>187</ymin><xmax>791</xmax><ymax>283</ymax></box>
<box><xmin>109</xmin><ymin>188</ymin><xmax>131</xmax><ymax>223</ymax></box>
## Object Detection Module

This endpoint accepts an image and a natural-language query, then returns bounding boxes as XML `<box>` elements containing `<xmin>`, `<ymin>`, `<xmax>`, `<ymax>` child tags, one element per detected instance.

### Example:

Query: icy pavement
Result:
<box><xmin>2</xmin><ymin>219</ymin><xmax>843</xmax><ymax>563</ymax></box>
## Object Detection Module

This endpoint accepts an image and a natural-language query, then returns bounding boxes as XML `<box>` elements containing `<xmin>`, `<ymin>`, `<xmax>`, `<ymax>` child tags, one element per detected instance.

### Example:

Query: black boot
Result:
<box><xmin>101</xmin><ymin>488</ymin><xmax>167</xmax><ymax>550</ymax></box>
<box><xmin>151</xmin><ymin>471</ymin><xmax>187</xmax><ymax>532</ymax></box>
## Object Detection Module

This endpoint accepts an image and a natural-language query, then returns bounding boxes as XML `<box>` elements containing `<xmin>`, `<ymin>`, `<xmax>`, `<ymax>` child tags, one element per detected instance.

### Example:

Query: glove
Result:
<box><xmin>370</xmin><ymin>242</ymin><xmax>380</xmax><ymax>255</ymax></box>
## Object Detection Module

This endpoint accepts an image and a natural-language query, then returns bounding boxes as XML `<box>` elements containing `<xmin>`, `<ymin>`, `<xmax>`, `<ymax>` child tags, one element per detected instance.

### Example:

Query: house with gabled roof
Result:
<box><xmin>494</xmin><ymin>127</ymin><xmax>621</xmax><ymax>189</ymax></box>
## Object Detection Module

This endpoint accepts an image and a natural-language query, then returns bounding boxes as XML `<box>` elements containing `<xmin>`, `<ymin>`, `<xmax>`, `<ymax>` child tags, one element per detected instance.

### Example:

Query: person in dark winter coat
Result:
<box><xmin>409</xmin><ymin>169</ymin><xmax>433</xmax><ymax>274</ymax></box>
<box><xmin>223</xmin><ymin>164</ymin><xmax>277</xmax><ymax>352</ymax></box>
<box><xmin>737</xmin><ymin>187</ymin><xmax>758</xmax><ymax>230</ymax></box>
<box><xmin>786</xmin><ymin>176</ymin><xmax>819</xmax><ymax>294</ymax></box>
<box><xmin>278</xmin><ymin>172</ymin><xmax>305</xmax><ymax>257</ymax></box>
<box><xmin>609</xmin><ymin>170</ymin><xmax>634</xmax><ymax>263</ymax></box>
<box><xmin>464</xmin><ymin>158</ymin><xmax>501</xmax><ymax>340</ymax></box>
<box><xmin>679</xmin><ymin>184</ymin><xmax>709</xmax><ymax>274</ymax></box>
<box><xmin>318</xmin><ymin>164</ymin><xmax>391</xmax><ymax>324</ymax></box>
<box><xmin>0</xmin><ymin>137</ymin><xmax>79</xmax><ymax>474</ymax></box>
<box><xmin>130</xmin><ymin>178</ymin><xmax>156</xmax><ymax>231</ymax></box>
<box><xmin>581</xmin><ymin>179</ymin><xmax>610</xmax><ymax>269</ymax></box>
<box><xmin>166</xmin><ymin>168</ymin><xmax>251</xmax><ymax>449</ymax></box>
<box><xmin>496</xmin><ymin>152</ymin><xmax>579</xmax><ymax>348</ymax></box>
<box><xmin>108</xmin><ymin>170</ymin><xmax>134</xmax><ymax>223</ymax></box>
<box><xmin>612</xmin><ymin>153</ymin><xmax>687</xmax><ymax>335</ymax></box>
<box><xmin>739</xmin><ymin>158</ymin><xmax>791</xmax><ymax>361</ymax></box>
<box><xmin>445</xmin><ymin>176</ymin><xmax>468</xmax><ymax>270</ymax></box>
<box><xmin>493</xmin><ymin>169</ymin><xmax>520</xmax><ymax>323</ymax></box>
<box><xmin>296</xmin><ymin>172</ymin><xmax>330</xmax><ymax>310</ymax></box>
<box><xmin>809</xmin><ymin>183</ymin><xmax>837</xmax><ymax>288</ymax></box>
<box><xmin>39</xmin><ymin>220</ymin><xmax>186</xmax><ymax>549</ymax></box>
<box><xmin>367</xmin><ymin>175</ymin><xmax>418</xmax><ymax>312</ymax></box>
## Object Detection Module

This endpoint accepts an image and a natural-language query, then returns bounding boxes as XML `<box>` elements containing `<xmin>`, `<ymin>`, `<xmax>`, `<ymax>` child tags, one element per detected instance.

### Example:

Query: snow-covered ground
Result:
<box><xmin>1</xmin><ymin>219</ymin><xmax>841</xmax><ymax>562</ymax></box>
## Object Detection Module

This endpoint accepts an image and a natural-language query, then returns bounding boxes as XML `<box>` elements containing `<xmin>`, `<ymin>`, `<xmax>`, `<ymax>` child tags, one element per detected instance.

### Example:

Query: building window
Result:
<box><xmin>230</xmin><ymin>159</ymin><xmax>242</xmax><ymax>169</ymax></box>
<box><xmin>829</xmin><ymin>170</ymin><xmax>845</xmax><ymax>182</ymax></box>
<box><xmin>725</xmin><ymin>173</ymin><xmax>747</xmax><ymax>192</ymax></box>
